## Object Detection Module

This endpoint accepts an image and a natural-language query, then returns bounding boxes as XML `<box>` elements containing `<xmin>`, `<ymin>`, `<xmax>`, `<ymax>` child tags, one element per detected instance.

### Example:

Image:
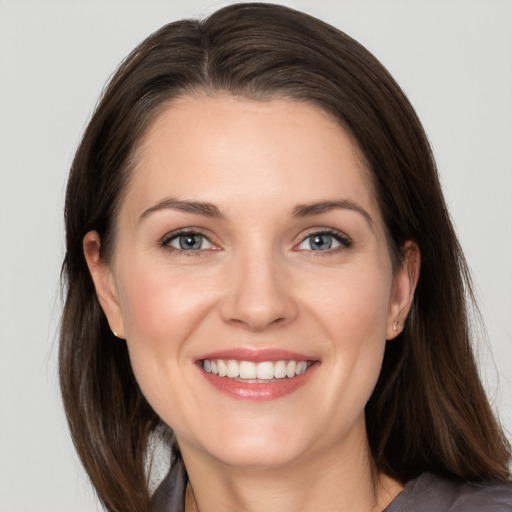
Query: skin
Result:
<box><xmin>84</xmin><ymin>94</ymin><xmax>420</xmax><ymax>512</ymax></box>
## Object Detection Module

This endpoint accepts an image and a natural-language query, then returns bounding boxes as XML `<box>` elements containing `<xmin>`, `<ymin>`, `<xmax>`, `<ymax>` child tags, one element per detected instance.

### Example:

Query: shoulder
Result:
<box><xmin>385</xmin><ymin>472</ymin><xmax>512</xmax><ymax>512</ymax></box>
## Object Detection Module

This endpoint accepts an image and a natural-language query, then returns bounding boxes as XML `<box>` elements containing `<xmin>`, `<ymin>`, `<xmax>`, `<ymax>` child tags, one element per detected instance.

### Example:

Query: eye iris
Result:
<box><xmin>310</xmin><ymin>234</ymin><xmax>332</xmax><ymax>250</ymax></box>
<box><xmin>179</xmin><ymin>234</ymin><xmax>202</xmax><ymax>250</ymax></box>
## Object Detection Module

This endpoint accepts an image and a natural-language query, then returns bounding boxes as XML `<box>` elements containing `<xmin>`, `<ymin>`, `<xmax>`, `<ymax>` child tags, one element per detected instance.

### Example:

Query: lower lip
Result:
<box><xmin>199</xmin><ymin>363</ymin><xmax>318</xmax><ymax>401</ymax></box>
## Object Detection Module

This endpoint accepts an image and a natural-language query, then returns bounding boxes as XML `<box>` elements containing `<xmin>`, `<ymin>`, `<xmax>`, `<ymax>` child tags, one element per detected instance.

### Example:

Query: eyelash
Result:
<box><xmin>160</xmin><ymin>228</ymin><xmax>216</xmax><ymax>256</ymax></box>
<box><xmin>160</xmin><ymin>228</ymin><xmax>353</xmax><ymax>255</ymax></box>
<box><xmin>296</xmin><ymin>228</ymin><xmax>353</xmax><ymax>255</ymax></box>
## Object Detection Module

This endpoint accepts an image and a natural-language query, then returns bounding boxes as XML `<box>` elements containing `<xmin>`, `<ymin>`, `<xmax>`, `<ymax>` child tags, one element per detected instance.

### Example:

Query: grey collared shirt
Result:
<box><xmin>152</xmin><ymin>455</ymin><xmax>512</xmax><ymax>512</ymax></box>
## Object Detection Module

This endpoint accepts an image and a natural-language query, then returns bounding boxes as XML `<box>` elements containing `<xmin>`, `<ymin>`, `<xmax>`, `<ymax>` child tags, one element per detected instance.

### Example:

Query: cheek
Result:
<box><xmin>117</xmin><ymin>261</ymin><xmax>213</xmax><ymax>345</ymax></box>
<box><xmin>113</xmin><ymin>263</ymin><xmax>211</xmax><ymax>427</ymax></box>
<box><xmin>348</xmin><ymin>271</ymin><xmax>391</xmax><ymax>334</ymax></box>
<box><xmin>113</xmin><ymin>263</ymin><xmax>201</xmax><ymax>391</ymax></box>
<box><xmin>302</xmin><ymin>261</ymin><xmax>392</xmax><ymax>415</ymax></box>
<box><xmin>306</xmin><ymin>261</ymin><xmax>392</xmax><ymax>341</ymax></box>
<box><xmin>121</xmin><ymin>274</ymin><xmax>174</xmax><ymax>344</ymax></box>
<box><xmin>333</xmin><ymin>264</ymin><xmax>392</xmax><ymax>370</ymax></box>
<box><xmin>113</xmin><ymin>256</ymin><xmax>227</xmax><ymax>403</ymax></box>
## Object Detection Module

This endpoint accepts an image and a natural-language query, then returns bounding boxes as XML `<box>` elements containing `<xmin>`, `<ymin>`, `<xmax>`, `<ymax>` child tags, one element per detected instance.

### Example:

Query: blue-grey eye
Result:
<box><xmin>168</xmin><ymin>233</ymin><xmax>213</xmax><ymax>250</ymax></box>
<box><xmin>298</xmin><ymin>233</ymin><xmax>343</xmax><ymax>251</ymax></box>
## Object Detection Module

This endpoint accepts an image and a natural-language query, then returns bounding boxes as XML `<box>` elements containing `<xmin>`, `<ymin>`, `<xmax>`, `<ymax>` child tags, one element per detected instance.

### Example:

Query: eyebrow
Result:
<box><xmin>139</xmin><ymin>198</ymin><xmax>224</xmax><ymax>221</ymax></box>
<box><xmin>139</xmin><ymin>197</ymin><xmax>372</xmax><ymax>227</ymax></box>
<box><xmin>292</xmin><ymin>200</ymin><xmax>373</xmax><ymax>227</ymax></box>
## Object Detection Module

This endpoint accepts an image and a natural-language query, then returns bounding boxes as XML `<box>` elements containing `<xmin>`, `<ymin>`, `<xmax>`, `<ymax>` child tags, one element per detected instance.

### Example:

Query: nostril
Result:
<box><xmin>222</xmin><ymin>311</ymin><xmax>294</xmax><ymax>331</ymax></box>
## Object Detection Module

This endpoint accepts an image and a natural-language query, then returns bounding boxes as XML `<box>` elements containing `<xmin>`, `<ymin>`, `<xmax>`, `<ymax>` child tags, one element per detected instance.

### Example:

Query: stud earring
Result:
<box><xmin>393</xmin><ymin>320</ymin><xmax>399</xmax><ymax>333</ymax></box>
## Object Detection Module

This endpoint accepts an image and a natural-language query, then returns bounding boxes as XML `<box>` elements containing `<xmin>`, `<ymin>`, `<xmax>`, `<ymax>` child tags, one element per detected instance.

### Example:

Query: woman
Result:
<box><xmin>59</xmin><ymin>3</ymin><xmax>512</xmax><ymax>511</ymax></box>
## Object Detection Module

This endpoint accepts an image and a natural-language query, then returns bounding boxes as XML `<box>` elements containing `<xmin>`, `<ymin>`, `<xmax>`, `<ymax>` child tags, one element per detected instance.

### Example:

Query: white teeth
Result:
<box><xmin>274</xmin><ymin>360</ymin><xmax>287</xmax><ymax>379</ymax></box>
<box><xmin>217</xmin><ymin>360</ymin><xmax>227</xmax><ymax>377</ymax></box>
<box><xmin>203</xmin><ymin>358</ymin><xmax>311</xmax><ymax>380</ymax></box>
<box><xmin>239</xmin><ymin>361</ymin><xmax>256</xmax><ymax>379</ymax></box>
<box><xmin>286</xmin><ymin>360</ymin><xmax>296</xmax><ymax>378</ymax></box>
<box><xmin>226</xmin><ymin>360</ymin><xmax>238</xmax><ymax>378</ymax></box>
<box><xmin>256</xmin><ymin>361</ymin><xmax>274</xmax><ymax>380</ymax></box>
<box><xmin>296</xmin><ymin>361</ymin><xmax>308</xmax><ymax>375</ymax></box>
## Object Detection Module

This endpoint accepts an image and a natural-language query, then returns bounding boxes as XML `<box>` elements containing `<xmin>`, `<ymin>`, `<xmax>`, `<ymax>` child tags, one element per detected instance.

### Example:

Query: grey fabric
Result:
<box><xmin>384</xmin><ymin>472</ymin><xmax>512</xmax><ymax>512</ymax></box>
<box><xmin>151</xmin><ymin>447</ymin><xmax>187</xmax><ymax>512</ymax></box>
<box><xmin>152</xmin><ymin>456</ymin><xmax>512</xmax><ymax>512</ymax></box>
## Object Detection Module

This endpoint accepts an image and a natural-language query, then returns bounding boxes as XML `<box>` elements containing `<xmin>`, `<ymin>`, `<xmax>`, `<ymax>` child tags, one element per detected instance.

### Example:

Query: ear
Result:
<box><xmin>83</xmin><ymin>231</ymin><xmax>126</xmax><ymax>339</ymax></box>
<box><xmin>386</xmin><ymin>241</ymin><xmax>420</xmax><ymax>340</ymax></box>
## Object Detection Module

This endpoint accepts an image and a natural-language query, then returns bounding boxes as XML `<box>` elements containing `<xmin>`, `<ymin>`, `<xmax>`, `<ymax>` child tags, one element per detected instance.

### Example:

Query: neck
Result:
<box><xmin>179</xmin><ymin>419</ymin><xmax>403</xmax><ymax>512</ymax></box>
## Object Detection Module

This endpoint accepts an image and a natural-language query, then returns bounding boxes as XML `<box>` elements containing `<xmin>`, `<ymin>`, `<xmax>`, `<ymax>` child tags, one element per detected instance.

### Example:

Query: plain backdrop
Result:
<box><xmin>0</xmin><ymin>1</ymin><xmax>511</xmax><ymax>510</ymax></box>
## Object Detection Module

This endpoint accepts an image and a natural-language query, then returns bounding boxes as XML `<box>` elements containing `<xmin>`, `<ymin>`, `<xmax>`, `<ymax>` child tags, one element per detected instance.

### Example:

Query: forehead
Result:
<box><xmin>124</xmin><ymin>94</ymin><xmax>378</xmax><ymax>221</ymax></box>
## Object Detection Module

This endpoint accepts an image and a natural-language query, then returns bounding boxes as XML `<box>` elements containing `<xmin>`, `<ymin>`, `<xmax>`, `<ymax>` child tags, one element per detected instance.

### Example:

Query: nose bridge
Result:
<box><xmin>220</xmin><ymin>241</ymin><xmax>297</xmax><ymax>330</ymax></box>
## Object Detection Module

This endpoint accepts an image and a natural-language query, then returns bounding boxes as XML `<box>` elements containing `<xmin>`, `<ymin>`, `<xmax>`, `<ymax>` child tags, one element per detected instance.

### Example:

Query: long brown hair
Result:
<box><xmin>60</xmin><ymin>3</ymin><xmax>511</xmax><ymax>511</ymax></box>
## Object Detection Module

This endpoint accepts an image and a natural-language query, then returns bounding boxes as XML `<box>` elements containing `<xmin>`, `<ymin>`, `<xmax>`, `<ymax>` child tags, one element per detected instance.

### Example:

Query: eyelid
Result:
<box><xmin>295</xmin><ymin>227</ymin><xmax>353</xmax><ymax>251</ymax></box>
<box><xmin>160</xmin><ymin>227</ymin><xmax>219</xmax><ymax>251</ymax></box>
<box><xmin>159</xmin><ymin>226</ymin><xmax>352</xmax><ymax>254</ymax></box>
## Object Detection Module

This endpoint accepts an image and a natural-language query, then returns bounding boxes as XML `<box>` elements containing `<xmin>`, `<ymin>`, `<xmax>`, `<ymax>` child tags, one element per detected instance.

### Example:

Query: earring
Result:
<box><xmin>393</xmin><ymin>320</ymin><xmax>399</xmax><ymax>333</ymax></box>
<box><xmin>112</xmin><ymin>330</ymin><xmax>123</xmax><ymax>339</ymax></box>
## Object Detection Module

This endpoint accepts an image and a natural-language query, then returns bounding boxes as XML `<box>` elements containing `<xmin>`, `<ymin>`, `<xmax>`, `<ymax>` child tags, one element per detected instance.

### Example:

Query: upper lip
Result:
<box><xmin>197</xmin><ymin>348</ymin><xmax>318</xmax><ymax>363</ymax></box>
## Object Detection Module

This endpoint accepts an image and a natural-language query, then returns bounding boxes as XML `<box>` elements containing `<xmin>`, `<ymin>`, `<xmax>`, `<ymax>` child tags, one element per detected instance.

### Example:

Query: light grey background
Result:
<box><xmin>0</xmin><ymin>1</ymin><xmax>511</xmax><ymax>510</ymax></box>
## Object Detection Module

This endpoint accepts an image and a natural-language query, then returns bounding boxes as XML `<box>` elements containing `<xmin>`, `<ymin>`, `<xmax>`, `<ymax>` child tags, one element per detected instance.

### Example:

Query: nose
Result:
<box><xmin>219</xmin><ymin>250</ymin><xmax>298</xmax><ymax>331</ymax></box>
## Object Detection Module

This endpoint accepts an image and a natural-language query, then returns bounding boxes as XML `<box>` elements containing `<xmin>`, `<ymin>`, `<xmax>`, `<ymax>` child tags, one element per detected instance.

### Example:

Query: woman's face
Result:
<box><xmin>86</xmin><ymin>94</ymin><xmax>416</xmax><ymax>469</ymax></box>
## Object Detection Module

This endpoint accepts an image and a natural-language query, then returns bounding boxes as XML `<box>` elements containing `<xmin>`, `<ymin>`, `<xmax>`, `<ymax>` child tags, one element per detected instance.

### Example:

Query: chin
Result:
<box><xmin>212</xmin><ymin>440</ymin><xmax>309</xmax><ymax>469</ymax></box>
<box><xmin>182</xmin><ymin>417</ymin><xmax>318</xmax><ymax>469</ymax></box>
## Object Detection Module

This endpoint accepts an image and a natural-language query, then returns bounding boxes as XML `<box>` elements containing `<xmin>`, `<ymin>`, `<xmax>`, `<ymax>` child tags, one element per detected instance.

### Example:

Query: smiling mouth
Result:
<box><xmin>202</xmin><ymin>359</ymin><xmax>313</xmax><ymax>382</ymax></box>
